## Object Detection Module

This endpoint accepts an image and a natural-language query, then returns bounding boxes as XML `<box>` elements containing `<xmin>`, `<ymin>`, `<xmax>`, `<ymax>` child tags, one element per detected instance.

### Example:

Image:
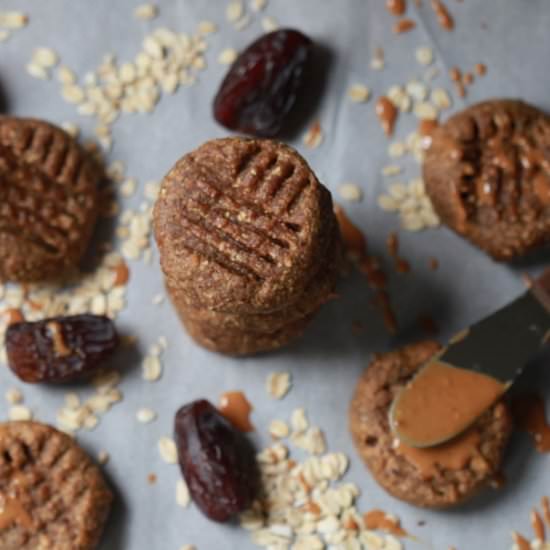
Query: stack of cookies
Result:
<box><xmin>153</xmin><ymin>137</ymin><xmax>342</xmax><ymax>355</ymax></box>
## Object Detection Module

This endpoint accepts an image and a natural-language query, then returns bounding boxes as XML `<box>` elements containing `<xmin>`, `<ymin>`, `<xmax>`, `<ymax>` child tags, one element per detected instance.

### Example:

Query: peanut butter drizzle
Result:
<box><xmin>393</xmin><ymin>361</ymin><xmax>506</xmax><ymax>446</ymax></box>
<box><xmin>531</xmin><ymin>509</ymin><xmax>546</xmax><ymax>542</ymax></box>
<box><xmin>47</xmin><ymin>321</ymin><xmax>72</xmax><ymax>357</ymax></box>
<box><xmin>218</xmin><ymin>391</ymin><xmax>254</xmax><ymax>432</ymax></box>
<box><xmin>475</xmin><ymin>63</ymin><xmax>487</xmax><ymax>76</ymax></box>
<box><xmin>396</xmin><ymin>428</ymin><xmax>481</xmax><ymax>479</ymax></box>
<box><xmin>334</xmin><ymin>205</ymin><xmax>398</xmax><ymax>333</ymax></box>
<box><xmin>364</xmin><ymin>509</ymin><xmax>408</xmax><ymax>537</ymax></box>
<box><xmin>113</xmin><ymin>261</ymin><xmax>130</xmax><ymax>286</ymax></box>
<box><xmin>386</xmin><ymin>0</ymin><xmax>406</xmax><ymax>16</ymax></box>
<box><xmin>512</xmin><ymin>394</ymin><xmax>550</xmax><ymax>453</ymax></box>
<box><xmin>513</xmin><ymin>532</ymin><xmax>531</xmax><ymax>550</ymax></box>
<box><xmin>376</xmin><ymin>97</ymin><xmax>398</xmax><ymax>137</ymax></box>
<box><xmin>431</xmin><ymin>0</ymin><xmax>454</xmax><ymax>30</ymax></box>
<box><xmin>542</xmin><ymin>496</ymin><xmax>550</xmax><ymax>526</ymax></box>
<box><xmin>0</xmin><ymin>494</ymin><xmax>33</xmax><ymax>531</ymax></box>
<box><xmin>4</xmin><ymin>308</ymin><xmax>24</xmax><ymax>326</ymax></box>
<box><xmin>387</xmin><ymin>232</ymin><xmax>411</xmax><ymax>274</ymax></box>
<box><xmin>393</xmin><ymin>18</ymin><xmax>416</xmax><ymax>34</ymax></box>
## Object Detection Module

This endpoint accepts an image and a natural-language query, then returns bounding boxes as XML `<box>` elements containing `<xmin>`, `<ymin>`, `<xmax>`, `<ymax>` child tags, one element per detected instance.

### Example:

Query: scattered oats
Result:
<box><xmin>250</xmin><ymin>0</ymin><xmax>268</xmax><ymax>11</ymax></box>
<box><xmin>61</xmin><ymin>122</ymin><xmax>79</xmax><ymax>138</ymax></box>
<box><xmin>0</xmin><ymin>12</ymin><xmax>29</xmax><ymax>29</ymax></box>
<box><xmin>144</xmin><ymin>180</ymin><xmax>160</xmax><ymax>200</ymax></box>
<box><xmin>0</xmin><ymin>30</ymin><xmax>10</xmax><ymax>42</ymax></box>
<box><xmin>84</xmin><ymin>414</ymin><xmax>99</xmax><ymax>431</ymax></box>
<box><xmin>152</xmin><ymin>293</ymin><xmax>165</xmax><ymax>305</ymax></box>
<box><xmin>26</xmin><ymin>63</ymin><xmax>49</xmax><ymax>80</ymax></box>
<box><xmin>381</xmin><ymin>165</ymin><xmax>402</xmax><ymax>176</ymax></box>
<box><xmin>158</xmin><ymin>436</ymin><xmax>178</xmax><ymax>464</ymax></box>
<box><xmin>97</xmin><ymin>450</ymin><xmax>110</xmax><ymax>465</ymax></box>
<box><xmin>226</xmin><ymin>1</ymin><xmax>244</xmax><ymax>22</ymax></box>
<box><xmin>142</xmin><ymin>354</ymin><xmax>162</xmax><ymax>381</ymax></box>
<box><xmin>198</xmin><ymin>20</ymin><xmax>218</xmax><ymax>35</ymax></box>
<box><xmin>406</xmin><ymin>79</ymin><xmax>428</xmax><ymax>101</ymax></box>
<box><xmin>378</xmin><ymin>194</ymin><xmax>398</xmax><ymax>212</ymax></box>
<box><xmin>261</xmin><ymin>16</ymin><xmax>279</xmax><ymax>32</ymax></box>
<box><xmin>269</xmin><ymin>419</ymin><xmax>290</xmax><ymax>439</ymax></box>
<box><xmin>32</xmin><ymin>47</ymin><xmax>58</xmax><ymax>68</ymax></box>
<box><xmin>415</xmin><ymin>46</ymin><xmax>434</xmax><ymax>66</ymax></box>
<box><xmin>348</xmin><ymin>84</ymin><xmax>371</xmax><ymax>103</ymax></box>
<box><xmin>143</xmin><ymin>35</ymin><xmax>163</xmax><ymax>59</ymax></box>
<box><xmin>176</xmin><ymin>479</ymin><xmax>190</xmax><ymax>507</ymax></box>
<box><xmin>413</xmin><ymin>101</ymin><xmax>438</xmax><ymax>120</ymax></box>
<box><xmin>64</xmin><ymin>393</ymin><xmax>80</xmax><ymax>410</ymax></box>
<box><xmin>121</xmin><ymin>178</ymin><xmax>137</xmax><ymax>197</ymax></box>
<box><xmin>266</xmin><ymin>371</ymin><xmax>292</xmax><ymax>399</ymax></box>
<box><xmin>338</xmin><ymin>183</ymin><xmax>363</xmax><ymax>203</ymax></box>
<box><xmin>387</xmin><ymin>85</ymin><xmax>411</xmax><ymax>112</ymax></box>
<box><xmin>136</xmin><ymin>407</ymin><xmax>157</xmax><ymax>423</ymax></box>
<box><xmin>134</xmin><ymin>4</ymin><xmax>158</xmax><ymax>21</ymax></box>
<box><xmin>431</xmin><ymin>87</ymin><xmax>452</xmax><ymax>109</ymax></box>
<box><xmin>303</xmin><ymin>121</ymin><xmax>323</xmax><ymax>149</ymax></box>
<box><xmin>240</xmin><ymin>509</ymin><xmax>264</xmax><ymax>530</ymax></box>
<box><xmin>62</xmin><ymin>84</ymin><xmax>85</xmax><ymax>104</ymax></box>
<box><xmin>218</xmin><ymin>48</ymin><xmax>238</xmax><ymax>65</ymax></box>
<box><xmin>179</xmin><ymin>546</ymin><xmax>195</xmax><ymax>550</ymax></box>
<box><xmin>8</xmin><ymin>405</ymin><xmax>32</xmax><ymax>421</ymax></box>
<box><xmin>5</xmin><ymin>388</ymin><xmax>22</xmax><ymax>405</ymax></box>
<box><xmin>385</xmin><ymin>535</ymin><xmax>403</xmax><ymax>550</ymax></box>
<box><xmin>291</xmin><ymin>407</ymin><xmax>309</xmax><ymax>432</ymax></box>
<box><xmin>234</xmin><ymin>14</ymin><xmax>252</xmax><ymax>31</ymax></box>
<box><xmin>388</xmin><ymin>142</ymin><xmax>406</xmax><ymax>158</ymax></box>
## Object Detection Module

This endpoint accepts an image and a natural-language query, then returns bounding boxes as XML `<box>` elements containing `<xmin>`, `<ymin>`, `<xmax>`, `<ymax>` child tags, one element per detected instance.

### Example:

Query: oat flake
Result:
<box><xmin>266</xmin><ymin>371</ymin><xmax>292</xmax><ymax>399</ymax></box>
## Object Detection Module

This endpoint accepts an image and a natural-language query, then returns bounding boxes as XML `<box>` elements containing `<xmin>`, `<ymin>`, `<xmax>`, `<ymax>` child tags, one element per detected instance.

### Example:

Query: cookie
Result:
<box><xmin>423</xmin><ymin>100</ymin><xmax>550</xmax><ymax>260</ymax></box>
<box><xmin>349</xmin><ymin>341</ymin><xmax>513</xmax><ymax>508</ymax></box>
<box><xmin>167</xmin><ymin>229</ymin><xmax>341</xmax><ymax>334</ymax></box>
<box><xmin>0</xmin><ymin>421</ymin><xmax>112</xmax><ymax>549</ymax></box>
<box><xmin>154</xmin><ymin>137</ymin><xmax>337</xmax><ymax>314</ymax></box>
<box><xmin>0</xmin><ymin>117</ymin><xmax>100</xmax><ymax>282</ymax></box>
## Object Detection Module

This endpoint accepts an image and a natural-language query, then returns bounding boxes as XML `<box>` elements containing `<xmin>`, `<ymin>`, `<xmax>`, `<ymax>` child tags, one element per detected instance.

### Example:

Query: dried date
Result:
<box><xmin>174</xmin><ymin>399</ymin><xmax>258</xmax><ymax>522</ymax></box>
<box><xmin>213</xmin><ymin>29</ymin><xmax>313</xmax><ymax>137</ymax></box>
<box><xmin>5</xmin><ymin>314</ymin><xmax>118</xmax><ymax>383</ymax></box>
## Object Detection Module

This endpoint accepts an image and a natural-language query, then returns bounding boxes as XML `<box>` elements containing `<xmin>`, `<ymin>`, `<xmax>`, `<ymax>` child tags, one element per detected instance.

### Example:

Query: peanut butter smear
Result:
<box><xmin>0</xmin><ymin>494</ymin><xmax>33</xmax><ymax>530</ymax></box>
<box><xmin>391</xmin><ymin>361</ymin><xmax>506</xmax><ymax>447</ymax></box>
<box><xmin>363</xmin><ymin>509</ymin><xmax>408</xmax><ymax>536</ymax></box>
<box><xmin>218</xmin><ymin>391</ymin><xmax>254</xmax><ymax>432</ymax></box>
<box><xmin>395</xmin><ymin>427</ymin><xmax>481</xmax><ymax>479</ymax></box>
<box><xmin>47</xmin><ymin>321</ymin><xmax>72</xmax><ymax>357</ymax></box>
<box><xmin>376</xmin><ymin>96</ymin><xmax>398</xmax><ymax>136</ymax></box>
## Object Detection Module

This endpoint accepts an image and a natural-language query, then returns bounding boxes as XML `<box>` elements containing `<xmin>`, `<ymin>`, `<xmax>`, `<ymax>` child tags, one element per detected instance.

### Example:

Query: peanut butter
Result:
<box><xmin>396</xmin><ymin>428</ymin><xmax>481</xmax><ymax>479</ymax></box>
<box><xmin>386</xmin><ymin>0</ymin><xmax>406</xmax><ymax>16</ymax></box>
<box><xmin>218</xmin><ymin>391</ymin><xmax>254</xmax><ymax>432</ymax></box>
<box><xmin>392</xmin><ymin>361</ymin><xmax>506</xmax><ymax>447</ymax></box>
<box><xmin>376</xmin><ymin>97</ymin><xmax>398</xmax><ymax>136</ymax></box>
<box><xmin>364</xmin><ymin>509</ymin><xmax>408</xmax><ymax>536</ymax></box>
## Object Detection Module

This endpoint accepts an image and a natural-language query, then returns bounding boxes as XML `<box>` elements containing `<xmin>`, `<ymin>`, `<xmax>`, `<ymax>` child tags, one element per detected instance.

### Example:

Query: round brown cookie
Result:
<box><xmin>0</xmin><ymin>117</ymin><xmax>100</xmax><ymax>282</ymax></box>
<box><xmin>349</xmin><ymin>341</ymin><xmax>513</xmax><ymax>508</ymax></box>
<box><xmin>0</xmin><ymin>421</ymin><xmax>112</xmax><ymax>550</ymax></box>
<box><xmin>179</xmin><ymin>309</ymin><xmax>313</xmax><ymax>355</ymax></box>
<box><xmin>167</xmin><ymin>226</ymin><xmax>342</xmax><ymax>334</ymax></box>
<box><xmin>423</xmin><ymin>100</ymin><xmax>550</xmax><ymax>260</ymax></box>
<box><xmin>153</xmin><ymin>137</ymin><xmax>338</xmax><ymax>314</ymax></box>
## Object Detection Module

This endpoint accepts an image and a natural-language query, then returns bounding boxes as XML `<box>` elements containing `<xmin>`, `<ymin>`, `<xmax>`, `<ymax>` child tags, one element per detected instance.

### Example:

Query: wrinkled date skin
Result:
<box><xmin>213</xmin><ymin>29</ymin><xmax>313</xmax><ymax>137</ymax></box>
<box><xmin>6</xmin><ymin>314</ymin><xmax>119</xmax><ymax>383</ymax></box>
<box><xmin>174</xmin><ymin>399</ymin><xmax>259</xmax><ymax>522</ymax></box>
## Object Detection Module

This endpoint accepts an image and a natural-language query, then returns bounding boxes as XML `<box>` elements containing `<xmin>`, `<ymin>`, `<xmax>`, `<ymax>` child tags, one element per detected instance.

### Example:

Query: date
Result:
<box><xmin>5</xmin><ymin>314</ymin><xmax>118</xmax><ymax>383</ymax></box>
<box><xmin>213</xmin><ymin>29</ymin><xmax>313</xmax><ymax>137</ymax></box>
<box><xmin>174</xmin><ymin>399</ymin><xmax>258</xmax><ymax>522</ymax></box>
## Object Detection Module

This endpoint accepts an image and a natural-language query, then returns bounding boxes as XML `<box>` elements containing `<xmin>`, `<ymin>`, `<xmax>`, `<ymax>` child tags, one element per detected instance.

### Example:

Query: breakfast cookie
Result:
<box><xmin>423</xmin><ymin>100</ymin><xmax>550</xmax><ymax>260</ymax></box>
<box><xmin>154</xmin><ymin>137</ymin><xmax>337</xmax><ymax>314</ymax></box>
<box><xmin>0</xmin><ymin>117</ymin><xmax>100</xmax><ymax>282</ymax></box>
<box><xmin>349</xmin><ymin>341</ymin><xmax>513</xmax><ymax>508</ymax></box>
<box><xmin>0</xmin><ymin>421</ymin><xmax>112</xmax><ymax>550</ymax></box>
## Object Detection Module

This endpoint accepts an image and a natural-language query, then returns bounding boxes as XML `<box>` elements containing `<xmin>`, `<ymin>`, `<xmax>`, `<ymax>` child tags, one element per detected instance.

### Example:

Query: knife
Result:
<box><xmin>390</xmin><ymin>269</ymin><xmax>550</xmax><ymax>449</ymax></box>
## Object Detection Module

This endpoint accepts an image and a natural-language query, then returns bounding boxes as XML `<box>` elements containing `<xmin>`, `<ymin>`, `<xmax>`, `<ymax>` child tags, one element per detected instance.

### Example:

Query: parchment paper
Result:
<box><xmin>1</xmin><ymin>1</ymin><xmax>549</xmax><ymax>548</ymax></box>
